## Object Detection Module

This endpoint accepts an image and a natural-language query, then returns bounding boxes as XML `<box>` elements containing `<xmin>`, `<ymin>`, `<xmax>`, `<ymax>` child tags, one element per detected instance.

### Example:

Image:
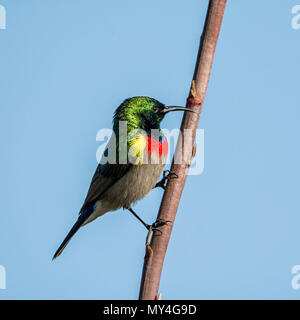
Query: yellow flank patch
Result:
<box><xmin>128</xmin><ymin>134</ymin><xmax>147</xmax><ymax>165</ymax></box>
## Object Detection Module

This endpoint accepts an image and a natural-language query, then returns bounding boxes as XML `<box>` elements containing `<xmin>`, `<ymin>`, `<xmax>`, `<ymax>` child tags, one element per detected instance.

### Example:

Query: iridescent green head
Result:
<box><xmin>113</xmin><ymin>96</ymin><xmax>194</xmax><ymax>133</ymax></box>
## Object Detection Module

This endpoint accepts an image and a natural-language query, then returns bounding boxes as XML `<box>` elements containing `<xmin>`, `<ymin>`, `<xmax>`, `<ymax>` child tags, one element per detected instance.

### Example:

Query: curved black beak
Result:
<box><xmin>162</xmin><ymin>106</ymin><xmax>197</xmax><ymax>114</ymax></box>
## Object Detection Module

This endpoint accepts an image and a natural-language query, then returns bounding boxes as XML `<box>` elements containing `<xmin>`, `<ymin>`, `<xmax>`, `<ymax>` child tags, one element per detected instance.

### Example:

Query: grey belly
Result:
<box><xmin>102</xmin><ymin>162</ymin><xmax>165</xmax><ymax>209</ymax></box>
<box><xmin>84</xmin><ymin>162</ymin><xmax>165</xmax><ymax>224</ymax></box>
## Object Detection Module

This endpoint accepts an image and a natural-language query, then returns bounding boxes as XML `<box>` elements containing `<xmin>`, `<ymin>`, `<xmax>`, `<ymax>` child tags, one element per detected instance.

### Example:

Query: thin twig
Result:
<box><xmin>139</xmin><ymin>0</ymin><xmax>227</xmax><ymax>300</ymax></box>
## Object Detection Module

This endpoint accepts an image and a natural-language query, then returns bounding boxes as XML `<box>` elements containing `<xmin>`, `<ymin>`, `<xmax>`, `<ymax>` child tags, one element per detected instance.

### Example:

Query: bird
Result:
<box><xmin>53</xmin><ymin>96</ymin><xmax>195</xmax><ymax>259</ymax></box>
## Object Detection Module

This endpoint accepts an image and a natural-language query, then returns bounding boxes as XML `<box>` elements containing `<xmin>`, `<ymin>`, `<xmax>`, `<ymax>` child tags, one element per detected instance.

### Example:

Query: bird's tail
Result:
<box><xmin>52</xmin><ymin>217</ymin><xmax>84</xmax><ymax>259</ymax></box>
<box><xmin>52</xmin><ymin>204</ymin><xmax>95</xmax><ymax>259</ymax></box>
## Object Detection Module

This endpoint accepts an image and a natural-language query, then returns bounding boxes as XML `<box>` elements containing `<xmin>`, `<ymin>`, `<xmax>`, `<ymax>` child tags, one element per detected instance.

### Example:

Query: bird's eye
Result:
<box><xmin>152</xmin><ymin>106</ymin><xmax>158</xmax><ymax>112</ymax></box>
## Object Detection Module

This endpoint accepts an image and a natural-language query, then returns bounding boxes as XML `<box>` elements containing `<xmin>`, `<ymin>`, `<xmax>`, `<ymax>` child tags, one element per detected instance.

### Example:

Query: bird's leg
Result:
<box><xmin>127</xmin><ymin>207</ymin><xmax>150</xmax><ymax>230</ymax></box>
<box><xmin>154</xmin><ymin>170</ymin><xmax>178</xmax><ymax>190</ymax></box>
<box><xmin>127</xmin><ymin>207</ymin><xmax>171</xmax><ymax>235</ymax></box>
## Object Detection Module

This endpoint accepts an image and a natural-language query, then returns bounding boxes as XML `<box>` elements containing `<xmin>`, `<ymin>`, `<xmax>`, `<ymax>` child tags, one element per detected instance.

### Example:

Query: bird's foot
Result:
<box><xmin>152</xmin><ymin>218</ymin><xmax>171</xmax><ymax>229</ymax></box>
<box><xmin>154</xmin><ymin>170</ymin><xmax>178</xmax><ymax>190</ymax></box>
<box><xmin>145</xmin><ymin>219</ymin><xmax>171</xmax><ymax>247</ymax></box>
<box><xmin>145</xmin><ymin>218</ymin><xmax>171</xmax><ymax>235</ymax></box>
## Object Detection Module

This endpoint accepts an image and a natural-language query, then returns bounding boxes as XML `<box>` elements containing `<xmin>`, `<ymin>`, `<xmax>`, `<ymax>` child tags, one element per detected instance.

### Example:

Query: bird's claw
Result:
<box><xmin>146</xmin><ymin>218</ymin><xmax>171</xmax><ymax>235</ymax></box>
<box><xmin>155</xmin><ymin>170</ymin><xmax>178</xmax><ymax>190</ymax></box>
<box><xmin>152</xmin><ymin>218</ymin><xmax>171</xmax><ymax>229</ymax></box>
<box><xmin>145</xmin><ymin>219</ymin><xmax>171</xmax><ymax>247</ymax></box>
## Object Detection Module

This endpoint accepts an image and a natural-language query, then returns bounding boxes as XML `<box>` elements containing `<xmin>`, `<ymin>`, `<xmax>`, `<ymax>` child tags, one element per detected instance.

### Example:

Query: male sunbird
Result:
<box><xmin>53</xmin><ymin>97</ymin><xmax>194</xmax><ymax>259</ymax></box>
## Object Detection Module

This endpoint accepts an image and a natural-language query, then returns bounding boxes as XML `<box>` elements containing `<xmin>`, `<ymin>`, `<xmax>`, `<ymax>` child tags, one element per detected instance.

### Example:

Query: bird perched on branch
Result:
<box><xmin>53</xmin><ymin>97</ymin><xmax>194</xmax><ymax>259</ymax></box>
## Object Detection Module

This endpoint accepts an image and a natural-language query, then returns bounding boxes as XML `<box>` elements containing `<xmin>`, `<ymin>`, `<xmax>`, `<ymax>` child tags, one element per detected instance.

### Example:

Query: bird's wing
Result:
<box><xmin>79</xmin><ymin>162</ymin><xmax>132</xmax><ymax>214</ymax></box>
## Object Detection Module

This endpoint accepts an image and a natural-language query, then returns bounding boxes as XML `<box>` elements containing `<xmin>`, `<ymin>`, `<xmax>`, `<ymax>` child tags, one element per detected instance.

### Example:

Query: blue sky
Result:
<box><xmin>1</xmin><ymin>0</ymin><xmax>300</xmax><ymax>299</ymax></box>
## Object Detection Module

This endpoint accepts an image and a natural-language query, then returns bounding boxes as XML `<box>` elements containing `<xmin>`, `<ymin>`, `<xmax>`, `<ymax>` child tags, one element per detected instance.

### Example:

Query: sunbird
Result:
<box><xmin>53</xmin><ymin>97</ymin><xmax>194</xmax><ymax>259</ymax></box>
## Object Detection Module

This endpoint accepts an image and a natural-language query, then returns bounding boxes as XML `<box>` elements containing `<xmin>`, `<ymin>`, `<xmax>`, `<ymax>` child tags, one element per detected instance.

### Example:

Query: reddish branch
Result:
<box><xmin>139</xmin><ymin>0</ymin><xmax>227</xmax><ymax>300</ymax></box>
